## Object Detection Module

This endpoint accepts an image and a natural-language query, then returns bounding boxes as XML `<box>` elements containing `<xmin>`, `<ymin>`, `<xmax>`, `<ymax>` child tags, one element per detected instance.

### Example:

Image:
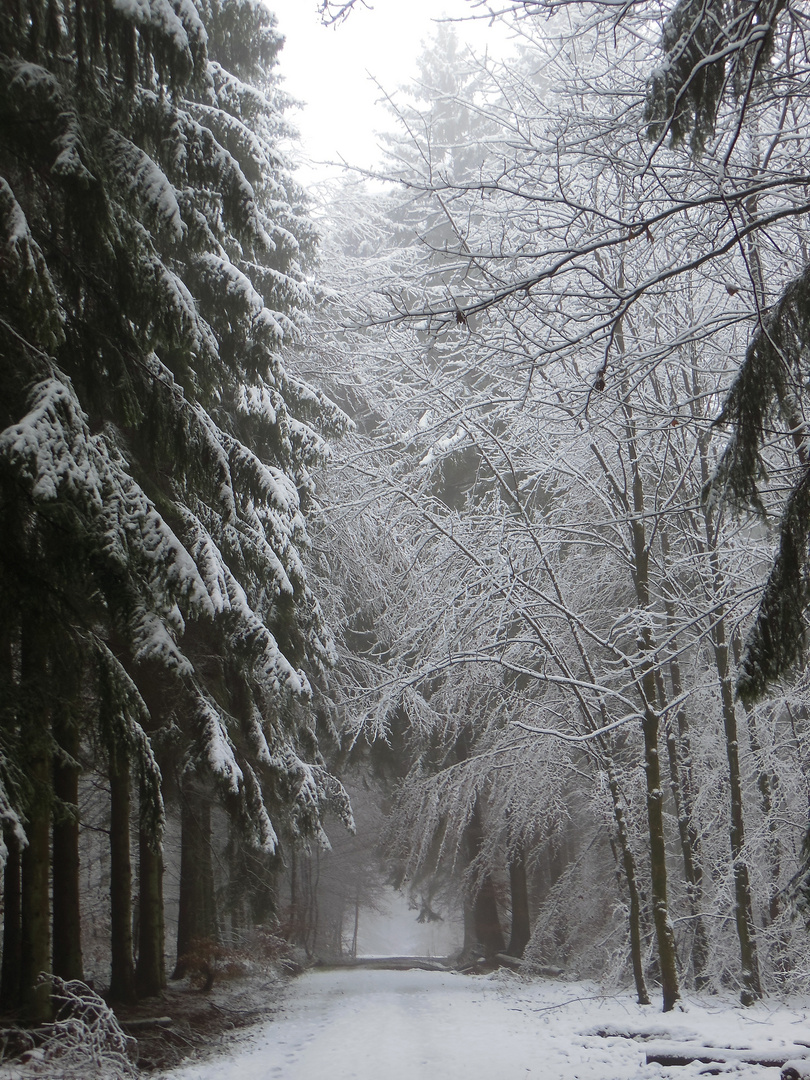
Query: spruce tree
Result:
<box><xmin>0</xmin><ymin>0</ymin><xmax>350</xmax><ymax>1005</ymax></box>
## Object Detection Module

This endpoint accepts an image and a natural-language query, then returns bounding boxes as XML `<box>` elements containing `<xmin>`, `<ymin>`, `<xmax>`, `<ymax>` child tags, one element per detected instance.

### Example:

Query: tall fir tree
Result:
<box><xmin>0</xmin><ymin>0</ymin><xmax>350</xmax><ymax>1010</ymax></box>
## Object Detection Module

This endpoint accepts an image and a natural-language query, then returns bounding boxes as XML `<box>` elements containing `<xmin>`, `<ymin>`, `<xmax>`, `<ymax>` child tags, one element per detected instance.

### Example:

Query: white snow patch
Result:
<box><xmin>158</xmin><ymin>969</ymin><xmax>810</xmax><ymax>1080</ymax></box>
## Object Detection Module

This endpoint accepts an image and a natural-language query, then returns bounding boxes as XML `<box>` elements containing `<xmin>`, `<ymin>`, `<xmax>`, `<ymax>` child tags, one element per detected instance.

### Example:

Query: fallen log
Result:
<box><xmin>120</xmin><ymin>1016</ymin><xmax>173</xmax><ymax>1032</ymax></box>
<box><xmin>495</xmin><ymin>953</ymin><xmax>524</xmax><ymax>971</ymax></box>
<box><xmin>645</xmin><ymin>1043</ymin><xmax>803</xmax><ymax>1069</ymax></box>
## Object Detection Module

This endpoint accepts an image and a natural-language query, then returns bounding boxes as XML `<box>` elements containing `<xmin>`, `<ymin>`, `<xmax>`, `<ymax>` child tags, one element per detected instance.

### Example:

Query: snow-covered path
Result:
<box><xmin>163</xmin><ymin>968</ymin><xmax>810</xmax><ymax>1080</ymax></box>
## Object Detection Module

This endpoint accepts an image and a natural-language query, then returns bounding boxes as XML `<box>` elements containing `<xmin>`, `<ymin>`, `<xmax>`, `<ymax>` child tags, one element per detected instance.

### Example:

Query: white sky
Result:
<box><xmin>270</xmin><ymin>1</ymin><xmax>509</xmax><ymax>177</ymax></box>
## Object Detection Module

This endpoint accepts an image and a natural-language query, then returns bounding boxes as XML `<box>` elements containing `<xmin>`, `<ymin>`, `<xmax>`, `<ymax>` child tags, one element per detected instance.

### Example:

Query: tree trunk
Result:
<box><xmin>506</xmin><ymin>848</ymin><xmax>531</xmax><ymax>959</ymax></box>
<box><xmin>19</xmin><ymin>623</ymin><xmax>52</xmax><ymax>1023</ymax></box>
<box><xmin>621</xmin><ymin>385</ymin><xmax>680</xmax><ymax>1012</ymax></box>
<box><xmin>136</xmin><ymin>819</ymin><xmax>165</xmax><ymax>998</ymax></box>
<box><xmin>663</xmin><ymin>720</ymin><xmax>709</xmax><ymax>989</ymax></box>
<box><xmin>0</xmin><ymin>829</ymin><xmax>22</xmax><ymax>1010</ymax></box>
<box><xmin>464</xmin><ymin>799</ymin><xmax>505</xmax><ymax>957</ymax></box>
<box><xmin>695</xmin><ymin>407</ymin><xmax>762</xmax><ymax>1005</ymax></box>
<box><xmin>20</xmin><ymin>759</ymin><xmax>52</xmax><ymax>1022</ymax></box>
<box><xmin>52</xmin><ymin>715</ymin><xmax>83</xmax><ymax>982</ymax></box>
<box><xmin>640</xmin><ymin>697</ymin><xmax>680</xmax><ymax>1012</ymax></box>
<box><xmin>173</xmin><ymin>779</ymin><xmax>217</xmax><ymax>978</ymax></box>
<box><xmin>109</xmin><ymin>745</ymin><xmax>136</xmax><ymax>1003</ymax></box>
<box><xmin>0</xmin><ymin>628</ymin><xmax>21</xmax><ymax>1010</ymax></box>
<box><xmin>713</xmin><ymin>620</ymin><xmax>762</xmax><ymax>1004</ymax></box>
<box><xmin>351</xmin><ymin>890</ymin><xmax>360</xmax><ymax>959</ymax></box>
<box><xmin>660</xmin><ymin>529</ymin><xmax>709</xmax><ymax>990</ymax></box>
<box><xmin>606</xmin><ymin>766</ymin><xmax>650</xmax><ymax>1005</ymax></box>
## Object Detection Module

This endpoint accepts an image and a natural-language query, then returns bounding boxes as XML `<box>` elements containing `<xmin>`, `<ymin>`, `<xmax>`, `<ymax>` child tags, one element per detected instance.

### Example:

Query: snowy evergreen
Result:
<box><xmin>0</xmin><ymin>0</ymin><xmax>349</xmax><ymax>1014</ymax></box>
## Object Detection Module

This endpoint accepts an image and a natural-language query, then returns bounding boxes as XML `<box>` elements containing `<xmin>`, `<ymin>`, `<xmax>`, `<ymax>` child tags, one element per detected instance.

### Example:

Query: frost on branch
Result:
<box><xmin>14</xmin><ymin>975</ymin><xmax>139</xmax><ymax>1079</ymax></box>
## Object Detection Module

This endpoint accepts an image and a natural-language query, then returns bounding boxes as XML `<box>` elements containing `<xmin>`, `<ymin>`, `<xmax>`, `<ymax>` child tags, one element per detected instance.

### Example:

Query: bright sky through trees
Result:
<box><xmin>271</xmin><ymin>1</ymin><xmax>509</xmax><ymax>176</ymax></box>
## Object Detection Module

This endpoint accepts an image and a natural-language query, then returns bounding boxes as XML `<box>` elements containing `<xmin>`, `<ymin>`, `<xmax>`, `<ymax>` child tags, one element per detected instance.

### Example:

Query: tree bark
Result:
<box><xmin>606</xmin><ymin>767</ymin><xmax>650</xmax><ymax>1005</ymax></box>
<box><xmin>173</xmin><ymin>779</ymin><xmax>217</xmax><ymax>978</ymax></box>
<box><xmin>621</xmin><ymin>385</ymin><xmax>680</xmax><ymax>1011</ymax></box>
<box><xmin>19</xmin><ymin>624</ymin><xmax>52</xmax><ymax>1022</ymax></box>
<box><xmin>20</xmin><ymin>757</ymin><xmax>52</xmax><ymax>1022</ymax></box>
<box><xmin>663</xmin><ymin>720</ymin><xmax>709</xmax><ymax>989</ymax></box>
<box><xmin>506</xmin><ymin>848</ymin><xmax>531</xmax><ymax>959</ymax></box>
<box><xmin>660</xmin><ymin>530</ymin><xmax>709</xmax><ymax>990</ymax></box>
<box><xmin>713</xmin><ymin>619</ymin><xmax>762</xmax><ymax>1004</ymax></box>
<box><xmin>694</xmin><ymin>396</ymin><xmax>762</xmax><ymax>1004</ymax></box>
<box><xmin>109</xmin><ymin>745</ymin><xmax>136</xmax><ymax>1003</ymax></box>
<box><xmin>463</xmin><ymin>799</ymin><xmax>505</xmax><ymax>957</ymax></box>
<box><xmin>0</xmin><ymin>829</ymin><xmax>22</xmax><ymax>1010</ymax></box>
<box><xmin>52</xmin><ymin>714</ymin><xmax>83</xmax><ymax>982</ymax></box>
<box><xmin>136</xmin><ymin>818</ymin><xmax>165</xmax><ymax>997</ymax></box>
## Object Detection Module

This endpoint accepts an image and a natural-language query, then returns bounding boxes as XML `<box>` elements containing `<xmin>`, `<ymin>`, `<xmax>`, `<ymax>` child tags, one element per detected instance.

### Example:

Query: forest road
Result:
<box><xmin>159</xmin><ymin>966</ymin><xmax>657</xmax><ymax>1080</ymax></box>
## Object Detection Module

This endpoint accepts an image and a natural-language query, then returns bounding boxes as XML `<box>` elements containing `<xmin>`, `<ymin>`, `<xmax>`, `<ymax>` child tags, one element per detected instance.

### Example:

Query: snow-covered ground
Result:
<box><xmin>161</xmin><ymin>968</ymin><xmax>810</xmax><ymax>1080</ymax></box>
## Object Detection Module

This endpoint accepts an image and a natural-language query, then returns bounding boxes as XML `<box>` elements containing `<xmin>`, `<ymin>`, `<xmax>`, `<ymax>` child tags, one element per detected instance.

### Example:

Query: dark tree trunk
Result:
<box><xmin>641</xmin><ymin>696</ymin><xmax>680</xmax><ymax>1012</ymax></box>
<box><xmin>473</xmin><ymin>875</ymin><xmax>505</xmax><ymax>956</ymax></box>
<box><xmin>52</xmin><ymin>715</ymin><xmax>83</xmax><ymax>981</ymax></box>
<box><xmin>506</xmin><ymin>849</ymin><xmax>531</xmax><ymax>958</ymax></box>
<box><xmin>19</xmin><ymin>623</ymin><xmax>52</xmax><ymax>1022</ymax></box>
<box><xmin>20</xmin><ymin>761</ymin><xmax>52</xmax><ymax>1022</ymax></box>
<box><xmin>0</xmin><ymin>829</ymin><xmax>22</xmax><ymax>1009</ymax></box>
<box><xmin>136</xmin><ymin>822</ymin><xmax>165</xmax><ymax>997</ymax></box>
<box><xmin>173</xmin><ymin>780</ymin><xmax>217</xmax><ymax>978</ymax></box>
<box><xmin>464</xmin><ymin>799</ymin><xmax>505</xmax><ymax>958</ymax></box>
<box><xmin>0</xmin><ymin>629</ymin><xmax>21</xmax><ymax>1010</ymax></box>
<box><xmin>606</xmin><ymin>768</ymin><xmax>650</xmax><ymax>1006</ymax></box>
<box><xmin>621</xmin><ymin>386</ymin><xmax>680</xmax><ymax>1012</ymax></box>
<box><xmin>663</xmin><ymin>720</ymin><xmax>709</xmax><ymax>989</ymax></box>
<box><xmin>694</xmin><ymin>365</ymin><xmax>762</xmax><ymax>1003</ymax></box>
<box><xmin>109</xmin><ymin>746</ymin><xmax>136</xmax><ymax>1003</ymax></box>
<box><xmin>660</xmin><ymin>527</ymin><xmax>710</xmax><ymax>991</ymax></box>
<box><xmin>715</xmin><ymin>625</ymin><xmax>762</xmax><ymax>1005</ymax></box>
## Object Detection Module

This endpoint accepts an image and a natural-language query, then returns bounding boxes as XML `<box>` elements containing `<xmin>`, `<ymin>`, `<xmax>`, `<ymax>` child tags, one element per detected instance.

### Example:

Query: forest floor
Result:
<box><xmin>0</xmin><ymin>971</ymin><xmax>287</xmax><ymax>1078</ymax></box>
<box><xmin>116</xmin><ymin>973</ymin><xmax>287</xmax><ymax>1072</ymax></box>
<box><xmin>4</xmin><ymin>966</ymin><xmax>810</xmax><ymax>1078</ymax></box>
<box><xmin>155</xmin><ymin>966</ymin><xmax>810</xmax><ymax>1080</ymax></box>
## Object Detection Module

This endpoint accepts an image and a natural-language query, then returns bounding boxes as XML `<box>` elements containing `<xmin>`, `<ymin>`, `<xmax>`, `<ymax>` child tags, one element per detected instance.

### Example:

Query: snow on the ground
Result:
<box><xmin>160</xmin><ymin>967</ymin><xmax>810</xmax><ymax>1080</ymax></box>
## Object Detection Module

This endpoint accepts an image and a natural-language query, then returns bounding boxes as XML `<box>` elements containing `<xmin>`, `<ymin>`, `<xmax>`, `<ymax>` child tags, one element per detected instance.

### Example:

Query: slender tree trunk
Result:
<box><xmin>109</xmin><ymin>745</ymin><xmax>135</xmax><ymax>1003</ymax></box>
<box><xmin>351</xmin><ymin>890</ymin><xmax>360</xmax><ymax>959</ymax></box>
<box><xmin>622</xmin><ymin>387</ymin><xmax>680</xmax><ymax>1011</ymax></box>
<box><xmin>52</xmin><ymin>715</ymin><xmax>83</xmax><ymax>982</ymax></box>
<box><xmin>173</xmin><ymin>780</ymin><xmax>216</xmax><ymax>978</ymax></box>
<box><xmin>0</xmin><ymin>829</ymin><xmax>22</xmax><ymax>1010</ymax></box>
<box><xmin>734</xmin><ymin>634</ymin><xmax>784</xmax><ymax>951</ymax></box>
<box><xmin>606</xmin><ymin>766</ymin><xmax>650</xmax><ymax>1005</ymax></box>
<box><xmin>289</xmin><ymin>846</ymin><xmax>300</xmax><ymax>943</ymax></box>
<box><xmin>660</xmin><ymin>531</ymin><xmax>709</xmax><ymax>990</ymax></box>
<box><xmin>662</xmin><ymin>720</ymin><xmax>709</xmax><ymax>989</ymax></box>
<box><xmin>506</xmin><ymin>848</ymin><xmax>531</xmax><ymax>959</ymax></box>
<box><xmin>713</xmin><ymin>618</ymin><xmax>762</xmax><ymax>1004</ymax></box>
<box><xmin>640</xmin><ymin>692</ymin><xmax>680</xmax><ymax>1012</ymax></box>
<box><xmin>136</xmin><ymin>821</ymin><xmax>165</xmax><ymax>997</ymax></box>
<box><xmin>693</xmin><ymin>396</ymin><xmax>762</xmax><ymax>1004</ymax></box>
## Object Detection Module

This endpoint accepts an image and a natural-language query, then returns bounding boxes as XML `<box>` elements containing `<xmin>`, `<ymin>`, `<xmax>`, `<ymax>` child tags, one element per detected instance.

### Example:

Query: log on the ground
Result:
<box><xmin>121</xmin><ymin>1016</ymin><xmax>174</xmax><ymax>1031</ymax></box>
<box><xmin>645</xmin><ymin>1042</ymin><xmax>804</xmax><ymax>1069</ymax></box>
<box><xmin>326</xmin><ymin>956</ymin><xmax>450</xmax><ymax>972</ymax></box>
<box><xmin>494</xmin><ymin>953</ymin><xmax>524</xmax><ymax>970</ymax></box>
